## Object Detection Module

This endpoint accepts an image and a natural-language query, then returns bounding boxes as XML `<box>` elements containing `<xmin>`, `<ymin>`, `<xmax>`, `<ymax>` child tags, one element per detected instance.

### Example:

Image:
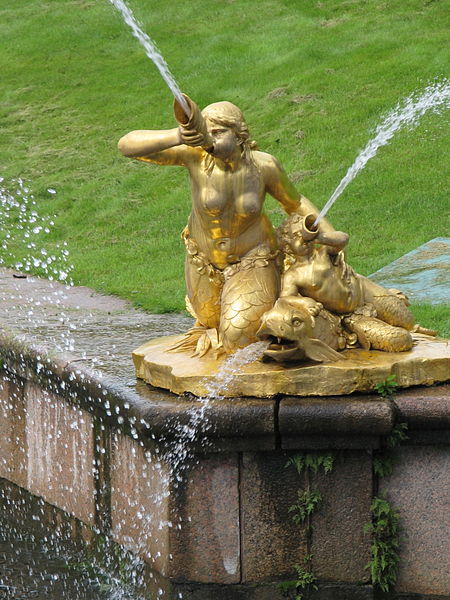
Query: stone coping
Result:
<box><xmin>0</xmin><ymin>325</ymin><xmax>448</xmax><ymax>452</ymax></box>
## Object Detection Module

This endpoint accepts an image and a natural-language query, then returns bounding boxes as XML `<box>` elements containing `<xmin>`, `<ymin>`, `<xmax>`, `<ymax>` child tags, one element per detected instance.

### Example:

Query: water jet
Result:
<box><xmin>1</xmin><ymin>1</ymin><xmax>449</xmax><ymax>597</ymax></box>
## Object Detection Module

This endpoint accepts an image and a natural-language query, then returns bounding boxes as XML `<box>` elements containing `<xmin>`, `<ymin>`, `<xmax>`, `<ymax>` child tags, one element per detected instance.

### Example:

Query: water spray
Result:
<box><xmin>313</xmin><ymin>79</ymin><xmax>450</xmax><ymax>227</ymax></box>
<box><xmin>108</xmin><ymin>0</ymin><xmax>191</xmax><ymax>117</ymax></box>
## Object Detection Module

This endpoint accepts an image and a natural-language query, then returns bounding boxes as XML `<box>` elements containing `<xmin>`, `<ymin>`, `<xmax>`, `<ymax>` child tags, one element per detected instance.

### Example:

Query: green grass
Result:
<box><xmin>0</xmin><ymin>0</ymin><xmax>449</xmax><ymax>332</ymax></box>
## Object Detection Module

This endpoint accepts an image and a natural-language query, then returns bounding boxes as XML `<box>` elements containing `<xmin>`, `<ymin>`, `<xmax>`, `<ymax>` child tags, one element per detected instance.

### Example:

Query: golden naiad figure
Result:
<box><xmin>119</xmin><ymin>95</ymin><xmax>433</xmax><ymax>363</ymax></box>
<box><xmin>118</xmin><ymin>94</ymin><xmax>334</xmax><ymax>357</ymax></box>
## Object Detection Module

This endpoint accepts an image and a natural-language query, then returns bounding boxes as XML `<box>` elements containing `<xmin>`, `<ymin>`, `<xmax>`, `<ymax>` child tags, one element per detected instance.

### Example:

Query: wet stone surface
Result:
<box><xmin>0</xmin><ymin>267</ymin><xmax>192</xmax><ymax>388</ymax></box>
<box><xmin>0</xmin><ymin>481</ymin><xmax>146</xmax><ymax>600</ymax></box>
<box><xmin>0</xmin><ymin>540</ymin><xmax>102</xmax><ymax>600</ymax></box>
<box><xmin>369</xmin><ymin>237</ymin><xmax>450</xmax><ymax>305</ymax></box>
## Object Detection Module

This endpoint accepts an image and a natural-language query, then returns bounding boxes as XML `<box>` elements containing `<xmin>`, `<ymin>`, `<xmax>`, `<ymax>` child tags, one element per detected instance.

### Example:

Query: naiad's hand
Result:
<box><xmin>174</xmin><ymin>93</ymin><xmax>213</xmax><ymax>149</ymax></box>
<box><xmin>179</xmin><ymin>126</ymin><xmax>207</xmax><ymax>147</ymax></box>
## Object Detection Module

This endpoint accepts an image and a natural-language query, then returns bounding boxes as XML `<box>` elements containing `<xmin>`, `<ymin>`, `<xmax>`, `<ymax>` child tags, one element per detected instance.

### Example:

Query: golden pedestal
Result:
<box><xmin>133</xmin><ymin>334</ymin><xmax>450</xmax><ymax>398</ymax></box>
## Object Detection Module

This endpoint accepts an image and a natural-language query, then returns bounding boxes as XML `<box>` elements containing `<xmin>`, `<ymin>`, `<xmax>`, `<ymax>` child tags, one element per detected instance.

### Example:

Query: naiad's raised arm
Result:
<box><xmin>264</xmin><ymin>155</ymin><xmax>335</xmax><ymax>233</ymax></box>
<box><xmin>118</xmin><ymin>94</ymin><xmax>212</xmax><ymax>166</ymax></box>
<box><xmin>118</xmin><ymin>128</ymin><xmax>182</xmax><ymax>157</ymax></box>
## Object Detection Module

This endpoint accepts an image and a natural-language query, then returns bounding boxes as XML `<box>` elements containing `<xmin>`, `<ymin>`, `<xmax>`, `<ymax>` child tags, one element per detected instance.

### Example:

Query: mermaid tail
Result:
<box><xmin>371</xmin><ymin>293</ymin><xmax>415</xmax><ymax>330</ymax></box>
<box><xmin>344</xmin><ymin>314</ymin><xmax>413</xmax><ymax>352</ymax></box>
<box><xmin>220</xmin><ymin>259</ymin><xmax>280</xmax><ymax>354</ymax></box>
<box><xmin>184</xmin><ymin>254</ymin><xmax>221</xmax><ymax>330</ymax></box>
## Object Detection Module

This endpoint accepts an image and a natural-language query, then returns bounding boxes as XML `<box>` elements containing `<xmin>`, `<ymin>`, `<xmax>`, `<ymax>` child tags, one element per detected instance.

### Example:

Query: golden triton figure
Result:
<box><xmin>118</xmin><ymin>94</ymin><xmax>333</xmax><ymax>355</ymax></box>
<box><xmin>257</xmin><ymin>213</ymin><xmax>436</xmax><ymax>363</ymax></box>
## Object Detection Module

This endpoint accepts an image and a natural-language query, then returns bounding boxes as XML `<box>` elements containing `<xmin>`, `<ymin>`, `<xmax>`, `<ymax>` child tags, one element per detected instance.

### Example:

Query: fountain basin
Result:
<box><xmin>0</xmin><ymin>269</ymin><xmax>449</xmax><ymax>599</ymax></box>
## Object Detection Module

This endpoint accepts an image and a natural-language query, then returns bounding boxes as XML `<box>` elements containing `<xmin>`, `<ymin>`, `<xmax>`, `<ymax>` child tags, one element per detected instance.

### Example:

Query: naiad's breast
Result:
<box><xmin>202</xmin><ymin>189</ymin><xmax>228</xmax><ymax>215</ymax></box>
<box><xmin>235</xmin><ymin>193</ymin><xmax>261</xmax><ymax>216</ymax></box>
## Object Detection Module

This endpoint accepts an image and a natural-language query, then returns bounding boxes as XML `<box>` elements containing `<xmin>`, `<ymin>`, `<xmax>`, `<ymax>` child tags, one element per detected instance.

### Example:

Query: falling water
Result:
<box><xmin>108</xmin><ymin>0</ymin><xmax>190</xmax><ymax>116</ymax></box>
<box><xmin>166</xmin><ymin>341</ymin><xmax>269</xmax><ymax>474</ymax></box>
<box><xmin>314</xmin><ymin>79</ymin><xmax>450</xmax><ymax>226</ymax></box>
<box><xmin>0</xmin><ymin>178</ymin><xmax>81</xmax><ymax>354</ymax></box>
<box><xmin>0</xmin><ymin>177</ymin><xmax>72</xmax><ymax>284</ymax></box>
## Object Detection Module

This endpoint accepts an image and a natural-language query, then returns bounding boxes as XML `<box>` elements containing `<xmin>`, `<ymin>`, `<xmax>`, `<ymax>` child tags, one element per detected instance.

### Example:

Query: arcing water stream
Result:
<box><xmin>1</xmin><ymin>0</ymin><xmax>449</xmax><ymax>595</ymax></box>
<box><xmin>314</xmin><ymin>78</ymin><xmax>450</xmax><ymax>225</ymax></box>
<box><xmin>107</xmin><ymin>0</ymin><xmax>190</xmax><ymax>116</ymax></box>
<box><xmin>108</xmin><ymin>0</ymin><xmax>449</xmax><ymax>229</ymax></box>
<box><xmin>165</xmin><ymin>341</ymin><xmax>269</xmax><ymax>475</ymax></box>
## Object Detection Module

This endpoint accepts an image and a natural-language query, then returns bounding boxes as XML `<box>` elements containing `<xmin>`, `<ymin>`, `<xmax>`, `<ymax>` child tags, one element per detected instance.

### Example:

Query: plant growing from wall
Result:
<box><xmin>364</xmin><ymin>495</ymin><xmax>400</xmax><ymax>593</ymax></box>
<box><xmin>279</xmin><ymin>555</ymin><xmax>318</xmax><ymax>600</ymax></box>
<box><xmin>365</xmin><ymin>377</ymin><xmax>405</xmax><ymax>594</ymax></box>
<box><xmin>374</xmin><ymin>374</ymin><xmax>397</xmax><ymax>398</ymax></box>
<box><xmin>373</xmin><ymin>422</ymin><xmax>409</xmax><ymax>478</ymax></box>
<box><xmin>287</xmin><ymin>451</ymin><xmax>335</xmax><ymax>476</ymax></box>
<box><xmin>289</xmin><ymin>489</ymin><xmax>322</xmax><ymax>526</ymax></box>
<box><xmin>280</xmin><ymin>452</ymin><xmax>336</xmax><ymax>597</ymax></box>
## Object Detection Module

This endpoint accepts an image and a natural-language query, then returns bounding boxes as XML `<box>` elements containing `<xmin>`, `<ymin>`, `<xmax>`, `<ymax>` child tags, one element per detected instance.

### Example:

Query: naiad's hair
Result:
<box><xmin>201</xmin><ymin>101</ymin><xmax>258</xmax><ymax>173</ymax></box>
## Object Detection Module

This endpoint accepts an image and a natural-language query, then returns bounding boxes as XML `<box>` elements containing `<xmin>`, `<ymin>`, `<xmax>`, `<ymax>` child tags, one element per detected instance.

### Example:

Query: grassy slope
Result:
<box><xmin>0</xmin><ymin>0</ymin><xmax>448</xmax><ymax>333</ymax></box>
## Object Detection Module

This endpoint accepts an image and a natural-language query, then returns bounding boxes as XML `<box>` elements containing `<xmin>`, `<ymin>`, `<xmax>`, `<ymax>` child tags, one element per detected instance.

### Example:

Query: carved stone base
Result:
<box><xmin>132</xmin><ymin>333</ymin><xmax>450</xmax><ymax>398</ymax></box>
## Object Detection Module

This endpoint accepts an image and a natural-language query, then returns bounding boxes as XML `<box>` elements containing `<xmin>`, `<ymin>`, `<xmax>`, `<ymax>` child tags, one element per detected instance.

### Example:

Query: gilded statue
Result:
<box><xmin>257</xmin><ymin>213</ymin><xmax>436</xmax><ymax>362</ymax></box>
<box><xmin>125</xmin><ymin>95</ymin><xmax>448</xmax><ymax>396</ymax></box>
<box><xmin>118</xmin><ymin>94</ymin><xmax>333</xmax><ymax>356</ymax></box>
<box><xmin>119</xmin><ymin>94</ymin><xmax>436</xmax><ymax>366</ymax></box>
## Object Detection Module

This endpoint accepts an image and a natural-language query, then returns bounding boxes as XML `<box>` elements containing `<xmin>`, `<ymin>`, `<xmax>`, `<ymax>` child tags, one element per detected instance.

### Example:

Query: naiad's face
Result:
<box><xmin>206</xmin><ymin>120</ymin><xmax>239</xmax><ymax>160</ymax></box>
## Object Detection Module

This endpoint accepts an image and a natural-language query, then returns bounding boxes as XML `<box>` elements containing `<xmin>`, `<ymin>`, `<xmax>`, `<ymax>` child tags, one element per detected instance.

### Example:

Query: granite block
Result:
<box><xmin>171</xmin><ymin>581</ymin><xmax>374</xmax><ymax>600</ymax></box>
<box><xmin>240</xmin><ymin>451</ymin><xmax>309</xmax><ymax>582</ymax></box>
<box><xmin>279</xmin><ymin>397</ymin><xmax>394</xmax><ymax>436</ymax></box>
<box><xmin>169</xmin><ymin>453</ymin><xmax>240</xmax><ymax>583</ymax></box>
<box><xmin>311</xmin><ymin>450</ymin><xmax>373</xmax><ymax>582</ymax></box>
<box><xmin>171</xmin><ymin>581</ymin><xmax>286</xmax><ymax>600</ymax></box>
<box><xmin>384</xmin><ymin>446</ymin><xmax>450</xmax><ymax>596</ymax></box>
<box><xmin>279</xmin><ymin>397</ymin><xmax>394</xmax><ymax>449</ymax></box>
<box><xmin>0</xmin><ymin>374</ymin><xmax>27</xmax><ymax>487</ymax></box>
<box><xmin>393</xmin><ymin>384</ymin><xmax>450</xmax><ymax>430</ymax></box>
<box><xmin>110</xmin><ymin>431</ymin><xmax>171</xmax><ymax>575</ymax></box>
<box><xmin>310</xmin><ymin>583</ymin><xmax>373</xmax><ymax>599</ymax></box>
<box><xmin>24</xmin><ymin>383</ymin><xmax>96</xmax><ymax>524</ymax></box>
<box><xmin>132</xmin><ymin>394</ymin><xmax>277</xmax><ymax>452</ymax></box>
<box><xmin>405</xmin><ymin>430</ymin><xmax>450</xmax><ymax>445</ymax></box>
<box><xmin>281</xmin><ymin>433</ymin><xmax>382</xmax><ymax>450</ymax></box>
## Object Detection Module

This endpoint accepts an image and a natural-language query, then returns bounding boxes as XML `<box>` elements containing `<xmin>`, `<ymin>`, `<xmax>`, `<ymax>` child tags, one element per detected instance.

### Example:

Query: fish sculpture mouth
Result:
<box><xmin>256</xmin><ymin>330</ymin><xmax>304</xmax><ymax>361</ymax></box>
<box><xmin>256</xmin><ymin>297</ymin><xmax>345</xmax><ymax>364</ymax></box>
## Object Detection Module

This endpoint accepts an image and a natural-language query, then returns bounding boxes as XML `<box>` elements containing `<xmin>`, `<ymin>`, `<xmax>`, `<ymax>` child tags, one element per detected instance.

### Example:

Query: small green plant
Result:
<box><xmin>286</xmin><ymin>452</ymin><xmax>335</xmax><ymax>475</ymax></box>
<box><xmin>386</xmin><ymin>422</ymin><xmax>408</xmax><ymax>448</ymax></box>
<box><xmin>375</xmin><ymin>374</ymin><xmax>397</xmax><ymax>398</ymax></box>
<box><xmin>289</xmin><ymin>489</ymin><xmax>322</xmax><ymax>525</ymax></box>
<box><xmin>373</xmin><ymin>454</ymin><xmax>396</xmax><ymax>478</ymax></box>
<box><xmin>284</xmin><ymin>452</ymin><xmax>335</xmax><ymax>596</ymax></box>
<box><xmin>364</xmin><ymin>495</ymin><xmax>400</xmax><ymax>593</ymax></box>
<box><xmin>373</xmin><ymin>422</ymin><xmax>409</xmax><ymax>478</ymax></box>
<box><xmin>279</xmin><ymin>555</ymin><xmax>318</xmax><ymax>599</ymax></box>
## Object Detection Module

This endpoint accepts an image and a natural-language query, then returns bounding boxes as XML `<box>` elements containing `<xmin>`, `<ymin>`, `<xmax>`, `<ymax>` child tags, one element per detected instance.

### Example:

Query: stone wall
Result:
<box><xmin>0</xmin><ymin>330</ymin><xmax>449</xmax><ymax>599</ymax></box>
